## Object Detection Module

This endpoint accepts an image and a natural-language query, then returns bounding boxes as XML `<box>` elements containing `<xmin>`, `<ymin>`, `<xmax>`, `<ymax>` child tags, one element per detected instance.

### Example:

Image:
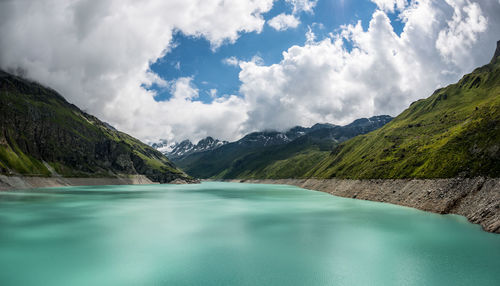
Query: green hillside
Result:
<box><xmin>308</xmin><ymin>55</ymin><xmax>500</xmax><ymax>179</ymax></box>
<box><xmin>174</xmin><ymin>116</ymin><xmax>392</xmax><ymax>179</ymax></box>
<box><xmin>213</xmin><ymin>135</ymin><xmax>335</xmax><ymax>179</ymax></box>
<box><xmin>0</xmin><ymin>70</ymin><xmax>191</xmax><ymax>183</ymax></box>
<box><xmin>175</xmin><ymin>137</ymin><xmax>333</xmax><ymax>180</ymax></box>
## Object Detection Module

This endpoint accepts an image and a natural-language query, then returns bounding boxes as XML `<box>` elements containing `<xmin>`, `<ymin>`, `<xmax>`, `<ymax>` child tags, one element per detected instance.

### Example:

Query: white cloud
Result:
<box><xmin>148</xmin><ymin>77</ymin><xmax>248</xmax><ymax>142</ymax></box>
<box><xmin>436</xmin><ymin>0</ymin><xmax>488</xmax><ymax>65</ymax></box>
<box><xmin>223</xmin><ymin>55</ymin><xmax>263</xmax><ymax>67</ymax></box>
<box><xmin>223</xmin><ymin>56</ymin><xmax>240</xmax><ymax>67</ymax></box>
<box><xmin>268</xmin><ymin>13</ymin><xmax>300</xmax><ymax>31</ymax></box>
<box><xmin>169</xmin><ymin>77</ymin><xmax>199</xmax><ymax>100</ymax></box>
<box><xmin>305</xmin><ymin>26</ymin><xmax>316</xmax><ymax>43</ymax></box>
<box><xmin>371</xmin><ymin>0</ymin><xmax>408</xmax><ymax>12</ymax></box>
<box><xmin>236</xmin><ymin>0</ymin><xmax>500</xmax><ymax>132</ymax></box>
<box><xmin>286</xmin><ymin>0</ymin><xmax>318</xmax><ymax>14</ymax></box>
<box><xmin>0</xmin><ymin>0</ymin><xmax>273</xmax><ymax>142</ymax></box>
<box><xmin>266</xmin><ymin>0</ymin><xmax>317</xmax><ymax>32</ymax></box>
<box><xmin>250</xmin><ymin>55</ymin><xmax>265</xmax><ymax>66</ymax></box>
<box><xmin>0</xmin><ymin>0</ymin><xmax>499</xmax><ymax>144</ymax></box>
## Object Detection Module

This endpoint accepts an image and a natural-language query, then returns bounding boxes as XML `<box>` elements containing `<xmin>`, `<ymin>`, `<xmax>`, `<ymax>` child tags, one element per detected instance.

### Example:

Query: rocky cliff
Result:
<box><xmin>0</xmin><ymin>70</ymin><xmax>193</xmax><ymax>184</ymax></box>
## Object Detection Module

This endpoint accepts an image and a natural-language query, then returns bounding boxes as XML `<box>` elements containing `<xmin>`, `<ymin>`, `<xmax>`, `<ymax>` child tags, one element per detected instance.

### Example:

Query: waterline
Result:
<box><xmin>0</xmin><ymin>182</ymin><xmax>499</xmax><ymax>285</ymax></box>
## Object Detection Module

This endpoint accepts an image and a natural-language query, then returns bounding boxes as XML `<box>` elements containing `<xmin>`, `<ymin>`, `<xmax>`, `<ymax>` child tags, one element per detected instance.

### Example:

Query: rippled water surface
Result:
<box><xmin>0</xmin><ymin>182</ymin><xmax>499</xmax><ymax>285</ymax></box>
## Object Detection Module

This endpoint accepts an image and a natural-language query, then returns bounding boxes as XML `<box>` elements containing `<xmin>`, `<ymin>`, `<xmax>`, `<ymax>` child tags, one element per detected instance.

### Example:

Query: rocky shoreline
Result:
<box><xmin>225</xmin><ymin>177</ymin><xmax>500</xmax><ymax>234</ymax></box>
<box><xmin>0</xmin><ymin>175</ymin><xmax>198</xmax><ymax>191</ymax></box>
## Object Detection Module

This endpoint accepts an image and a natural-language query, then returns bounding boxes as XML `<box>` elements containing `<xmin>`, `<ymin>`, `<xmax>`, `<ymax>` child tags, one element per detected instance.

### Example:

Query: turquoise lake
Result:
<box><xmin>0</xmin><ymin>182</ymin><xmax>499</xmax><ymax>285</ymax></box>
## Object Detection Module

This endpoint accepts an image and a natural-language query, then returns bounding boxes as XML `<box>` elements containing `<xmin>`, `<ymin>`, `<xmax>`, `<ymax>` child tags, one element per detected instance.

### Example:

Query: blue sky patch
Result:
<box><xmin>148</xmin><ymin>0</ymin><xmax>405</xmax><ymax>103</ymax></box>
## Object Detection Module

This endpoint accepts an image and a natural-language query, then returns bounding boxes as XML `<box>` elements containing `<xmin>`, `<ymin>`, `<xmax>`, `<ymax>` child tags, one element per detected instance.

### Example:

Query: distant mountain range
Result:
<box><xmin>153</xmin><ymin>116</ymin><xmax>392</xmax><ymax>160</ymax></box>
<box><xmin>151</xmin><ymin>42</ymin><xmax>500</xmax><ymax>180</ymax></box>
<box><xmin>0</xmin><ymin>70</ymin><xmax>192</xmax><ymax>183</ymax></box>
<box><xmin>152</xmin><ymin>137</ymin><xmax>229</xmax><ymax>160</ymax></box>
<box><xmin>3</xmin><ymin>43</ymin><xmax>499</xmax><ymax>184</ymax></box>
<box><xmin>154</xmin><ymin>115</ymin><xmax>393</xmax><ymax>179</ymax></box>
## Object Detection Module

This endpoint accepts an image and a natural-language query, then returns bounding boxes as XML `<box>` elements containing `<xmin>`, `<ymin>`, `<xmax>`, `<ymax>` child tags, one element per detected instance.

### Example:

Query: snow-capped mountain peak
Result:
<box><xmin>150</xmin><ymin>137</ymin><xmax>228</xmax><ymax>159</ymax></box>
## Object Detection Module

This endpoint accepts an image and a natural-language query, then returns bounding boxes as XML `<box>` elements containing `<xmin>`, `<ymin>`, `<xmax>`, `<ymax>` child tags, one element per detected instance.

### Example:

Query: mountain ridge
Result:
<box><xmin>151</xmin><ymin>136</ymin><xmax>229</xmax><ymax>160</ymax></box>
<box><xmin>0</xmin><ymin>70</ymin><xmax>193</xmax><ymax>183</ymax></box>
<box><xmin>308</xmin><ymin>52</ymin><xmax>500</xmax><ymax>179</ymax></box>
<box><xmin>170</xmin><ymin>115</ymin><xmax>393</xmax><ymax>179</ymax></box>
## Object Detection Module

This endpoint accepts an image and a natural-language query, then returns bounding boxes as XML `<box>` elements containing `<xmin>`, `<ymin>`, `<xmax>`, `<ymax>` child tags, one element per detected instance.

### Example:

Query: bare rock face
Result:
<box><xmin>169</xmin><ymin>178</ymin><xmax>201</xmax><ymax>184</ymax></box>
<box><xmin>0</xmin><ymin>70</ymin><xmax>190</xmax><ymax>184</ymax></box>
<box><xmin>169</xmin><ymin>178</ymin><xmax>189</xmax><ymax>184</ymax></box>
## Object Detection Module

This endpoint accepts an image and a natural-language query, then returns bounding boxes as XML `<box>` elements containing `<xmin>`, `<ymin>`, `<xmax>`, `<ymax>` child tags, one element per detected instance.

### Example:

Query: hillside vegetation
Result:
<box><xmin>0</xmin><ymin>70</ymin><xmax>190</xmax><ymax>183</ymax></box>
<box><xmin>212</xmin><ymin>135</ymin><xmax>336</xmax><ymax>179</ymax></box>
<box><xmin>308</xmin><ymin>54</ymin><xmax>500</xmax><ymax>179</ymax></box>
<box><xmin>174</xmin><ymin>116</ymin><xmax>392</xmax><ymax>179</ymax></box>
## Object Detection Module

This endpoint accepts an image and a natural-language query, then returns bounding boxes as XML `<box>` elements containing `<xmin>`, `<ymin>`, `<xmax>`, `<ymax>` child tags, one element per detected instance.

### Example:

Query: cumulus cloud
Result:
<box><xmin>1</xmin><ymin>0</ymin><xmax>499</xmax><ymax>143</ymax></box>
<box><xmin>144</xmin><ymin>77</ymin><xmax>248</xmax><ymax>142</ymax></box>
<box><xmin>436</xmin><ymin>0</ymin><xmax>488</xmax><ymax>65</ymax></box>
<box><xmin>268</xmin><ymin>13</ymin><xmax>300</xmax><ymax>31</ymax></box>
<box><xmin>0</xmin><ymin>0</ymin><xmax>272</xmax><ymax>142</ymax></box>
<box><xmin>236</xmin><ymin>0</ymin><xmax>500</xmax><ymax>131</ymax></box>
<box><xmin>266</xmin><ymin>0</ymin><xmax>317</xmax><ymax>32</ymax></box>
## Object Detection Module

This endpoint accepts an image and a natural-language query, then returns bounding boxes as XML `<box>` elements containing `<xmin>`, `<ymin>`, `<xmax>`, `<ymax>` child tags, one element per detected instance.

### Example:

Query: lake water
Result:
<box><xmin>0</xmin><ymin>182</ymin><xmax>499</xmax><ymax>285</ymax></box>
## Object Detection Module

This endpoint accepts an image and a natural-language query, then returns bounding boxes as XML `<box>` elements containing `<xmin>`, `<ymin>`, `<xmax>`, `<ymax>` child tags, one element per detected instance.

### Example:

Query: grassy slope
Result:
<box><xmin>308</xmin><ymin>60</ymin><xmax>500</xmax><ymax>179</ymax></box>
<box><xmin>0</xmin><ymin>71</ymin><xmax>187</xmax><ymax>182</ymax></box>
<box><xmin>213</xmin><ymin>135</ymin><xmax>335</xmax><ymax>179</ymax></box>
<box><xmin>174</xmin><ymin>143</ymin><xmax>277</xmax><ymax>179</ymax></box>
<box><xmin>175</xmin><ymin>117</ymin><xmax>392</xmax><ymax>179</ymax></box>
<box><xmin>173</xmin><ymin>128</ymin><xmax>341</xmax><ymax>179</ymax></box>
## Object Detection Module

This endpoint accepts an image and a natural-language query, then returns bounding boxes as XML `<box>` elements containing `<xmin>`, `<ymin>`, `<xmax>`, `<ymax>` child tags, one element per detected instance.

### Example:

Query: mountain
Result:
<box><xmin>153</xmin><ymin>136</ymin><xmax>228</xmax><ymax>160</ymax></box>
<box><xmin>173</xmin><ymin>115</ymin><xmax>392</xmax><ymax>178</ymax></box>
<box><xmin>150</xmin><ymin>139</ymin><xmax>174</xmax><ymax>154</ymax></box>
<box><xmin>308</xmin><ymin>44</ymin><xmax>500</xmax><ymax>179</ymax></box>
<box><xmin>0</xmin><ymin>70</ymin><xmax>192</xmax><ymax>183</ymax></box>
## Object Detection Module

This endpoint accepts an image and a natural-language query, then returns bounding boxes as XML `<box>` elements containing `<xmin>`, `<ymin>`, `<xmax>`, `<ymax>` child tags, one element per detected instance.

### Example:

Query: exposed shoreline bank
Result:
<box><xmin>0</xmin><ymin>175</ymin><xmax>200</xmax><ymax>191</ymax></box>
<box><xmin>0</xmin><ymin>175</ymin><xmax>158</xmax><ymax>191</ymax></box>
<box><xmin>2</xmin><ymin>175</ymin><xmax>498</xmax><ymax>233</ymax></box>
<box><xmin>220</xmin><ymin>178</ymin><xmax>500</xmax><ymax>234</ymax></box>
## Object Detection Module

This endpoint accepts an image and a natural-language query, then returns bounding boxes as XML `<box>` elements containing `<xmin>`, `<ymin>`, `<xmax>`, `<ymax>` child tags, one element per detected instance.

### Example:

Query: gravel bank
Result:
<box><xmin>227</xmin><ymin>178</ymin><xmax>500</xmax><ymax>233</ymax></box>
<box><xmin>0</xmin><ymin>175</ymin><xmax>156</xmax><ymax>191</ymax></box>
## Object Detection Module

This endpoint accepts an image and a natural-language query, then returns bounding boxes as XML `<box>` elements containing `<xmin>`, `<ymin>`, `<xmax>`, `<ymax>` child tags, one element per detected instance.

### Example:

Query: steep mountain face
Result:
<box><xmin>230</xmin><ymin>116</ymin><xmax>392</xmax><ymax>149</ymax></box>
<box><xmin>150</xmin><ymin>139</ymin><xmax>174</xmax><ymax>154</ymax></box>
<box><xmin>0</xmin><ymin>70</ymin><xmax>191</xmax><ymax>183</ymax></box>
<box><xmin>491</xmin><ymin>40</ymin><xmax>500</xmax><ymax>64</ymax></box>
<box><xmin>168</xmin><ymin>140</ymin><xmax>195</xmax><ymax>159</ymax></box>
<box><xmin>197</xmin><ymin>136</ymin><xmax>227</xmax><ymax>151</ymax></box>
<box><xmin>173</xmin><ymin>116</ymin><xmax>392</xmax><ymax>179</ymax></box>
<box><xmin>304</xmin><ymin>115</ymin><xmax>392</xmax><ymax>142</ymax></box>
<box><xmin>309</xmin><ymin>50</ymin><xmax>500</xmax><ymax>179</ymax></box>
<box><xmin>157</xmin><ymin>137</ymin><xmax>228</xmax><ymax>160</ymax></box>
<box><xmin>236</xmin><ymin>131</ymin><xmax>297</xmax><ymax>148</ymax></box>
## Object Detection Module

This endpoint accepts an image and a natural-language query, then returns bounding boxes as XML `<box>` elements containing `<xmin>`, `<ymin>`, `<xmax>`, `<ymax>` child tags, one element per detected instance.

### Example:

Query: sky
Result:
<box><xmin>1</xmin><ymin>0</ymin><xmax>499</xmax><ymax>144</ymax></box>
